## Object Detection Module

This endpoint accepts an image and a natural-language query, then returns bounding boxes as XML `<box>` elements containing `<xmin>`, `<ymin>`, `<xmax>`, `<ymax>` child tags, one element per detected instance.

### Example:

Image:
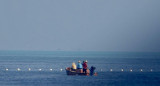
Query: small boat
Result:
<box><xmin>65</xmin><ymin>67</ymin><xmax>97</xmax><ymax>76</ymax></box>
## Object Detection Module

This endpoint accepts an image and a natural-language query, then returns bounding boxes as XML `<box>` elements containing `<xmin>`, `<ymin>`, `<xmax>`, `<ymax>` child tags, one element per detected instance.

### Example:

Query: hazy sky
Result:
<box><xmin>0</xmin><ymin>0</ymin><xmax>160</xmax><ymax>52</ymax></box>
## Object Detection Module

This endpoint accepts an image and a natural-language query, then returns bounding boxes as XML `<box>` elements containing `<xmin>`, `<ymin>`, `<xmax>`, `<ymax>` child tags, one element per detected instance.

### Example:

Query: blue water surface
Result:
<box><xmin>0</xmin><ymin>51</ymin><xmax>160</xmax><ymax>86</ymax></box>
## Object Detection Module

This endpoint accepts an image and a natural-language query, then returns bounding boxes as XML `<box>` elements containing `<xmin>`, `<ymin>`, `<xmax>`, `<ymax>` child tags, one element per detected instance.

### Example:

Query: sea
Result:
<box><xmin>0</xmin><ymin>51</ymin><xmax>160</xmax><ymax>86</ymax></box>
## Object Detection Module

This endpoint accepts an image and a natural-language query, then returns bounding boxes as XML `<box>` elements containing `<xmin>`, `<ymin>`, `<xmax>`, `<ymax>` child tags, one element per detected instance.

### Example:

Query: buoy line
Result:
<box><xmin>3</xmin><ymin>68</ymin><xmax>155</xmax><ymax>72</ymax></box>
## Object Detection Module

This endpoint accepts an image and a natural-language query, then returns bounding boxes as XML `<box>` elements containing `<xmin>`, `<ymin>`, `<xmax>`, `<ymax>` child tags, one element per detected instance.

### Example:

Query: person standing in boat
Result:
<box><xmin>82</xmin><ymin>60</ymin><xmax>88</xmax><ymax>74</ymax></box>
<box><xmin>77</xmin><ymin>60</ymin><xmax>83</xmax><ymax>69</ymax></box>
<box><xmin>71</xmin><ymin>62</ymin><xmax>77</xmax><ymax>71</ymax></box>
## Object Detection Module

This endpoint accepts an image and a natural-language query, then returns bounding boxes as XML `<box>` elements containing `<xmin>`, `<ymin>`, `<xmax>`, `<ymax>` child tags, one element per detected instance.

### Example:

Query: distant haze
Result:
<box><xmin>0</xmin><ymin>0</ymin><xmax>160</xmax><ymax>52</ymax></box>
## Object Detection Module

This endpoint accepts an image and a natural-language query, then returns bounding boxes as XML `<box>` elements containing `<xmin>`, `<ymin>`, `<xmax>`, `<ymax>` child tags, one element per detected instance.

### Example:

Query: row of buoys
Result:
<box><xmin>100</xmin><ymin>69</ymin><xmax>153</xmax><ymax>72</ymax></box>
<box><xmin>4</xmin><ymin>68</ymin><xmax>154</xmax><ymax>72</ymax></box>
<box><xmin>5</xmin><ymin>68</ymin><xmax>63</xmax><ymax>71</ymax></box>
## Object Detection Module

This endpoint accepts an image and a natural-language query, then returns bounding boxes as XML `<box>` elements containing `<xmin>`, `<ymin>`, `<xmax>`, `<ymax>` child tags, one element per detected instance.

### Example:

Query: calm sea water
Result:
<box><xmin>0</xmin><ymin>51</ymin><xmax>160</xmax><ymax>86</ymax></box>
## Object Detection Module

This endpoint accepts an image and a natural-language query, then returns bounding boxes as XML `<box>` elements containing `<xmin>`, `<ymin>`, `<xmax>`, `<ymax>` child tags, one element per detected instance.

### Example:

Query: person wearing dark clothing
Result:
<box><xmin>83</xmin><ymin>60</ymin><xmax>88</xmax><ymax>74</ymax></box>
<box><xmin>90</xmin><ymin>66</ymin><xmax>96</xmax><ymax>76</ymax></box>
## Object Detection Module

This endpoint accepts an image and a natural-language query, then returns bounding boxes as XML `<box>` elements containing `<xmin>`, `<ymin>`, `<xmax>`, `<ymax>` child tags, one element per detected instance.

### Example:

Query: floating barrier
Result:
<box><xmin>38</xmin><ymin>69</ymin><xmax>42</xmax><ymax>71</ymax></box>
<box><xmin>140</xmin><ymin>69</ymin><xmax>143</xmax><ymax>72</ymax></box>
<box><xmin>28</xmin><ymin>68</ymin><xmax>31</xmax><ymax>71</ymax></box>
<box><xmin>6</xmin><ymin>68</ymin><xmax>8</xmax><ymax>71</ymax></box>
<box><xmin>3</xmin><ymin>68</ymin><xmax>156</xmax><ymax>72</ymax></box>
<box><xmin>60</xmin><ymin>68</ymin><xmax>63</xmax><ymax>71</ymax></box>
<box><xmin>50</xmin><ymin>69</ymin><xmax>53</xmax><ymax>71</ymax></box>
<box><xmin>121</xmin><ymin>69</ymin><xmax>123</xmax><ymax>72</ymax></box>
<box><xmin>17</xmin><ymin>68</ymin><xmax>21</xmax><ymax>71</ymax></box>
